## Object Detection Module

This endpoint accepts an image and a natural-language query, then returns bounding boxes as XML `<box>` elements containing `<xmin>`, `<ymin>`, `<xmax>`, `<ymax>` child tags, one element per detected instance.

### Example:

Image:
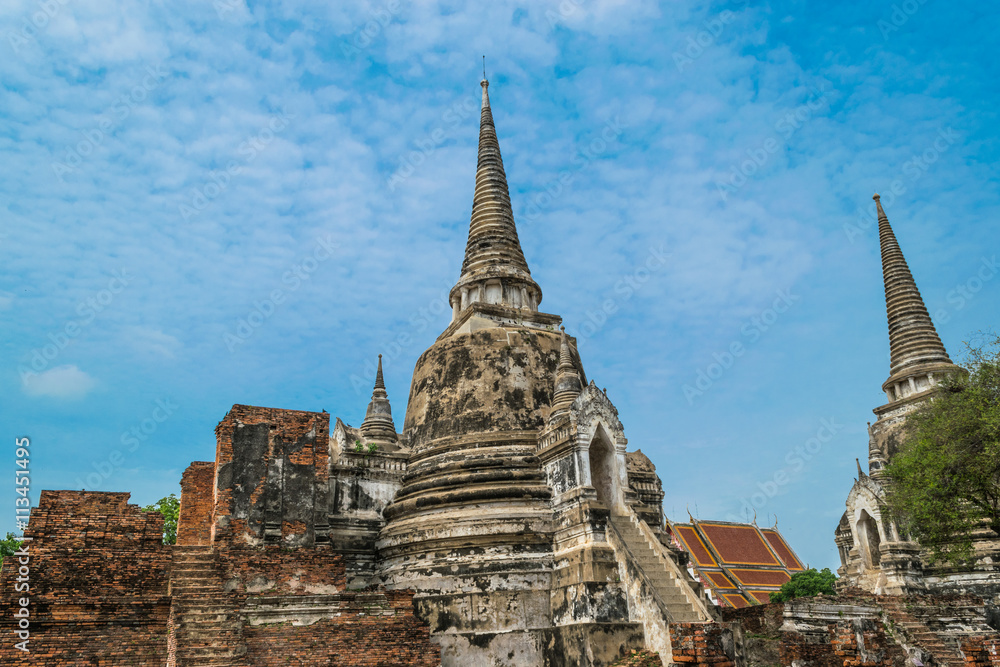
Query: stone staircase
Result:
<box><xmin>609</xmin><ymin>514</ymin><xmax>707</xmax><ymax>623</ymax></box>
<box><xmin>881</xmin><ymin>599</ymin><xmax>965</xmax><ymax>667</ymax></box>
<box><xmin>169</xmin><ymin>546</ymin><xmax>247</xmax><ymax>667</ymax></box>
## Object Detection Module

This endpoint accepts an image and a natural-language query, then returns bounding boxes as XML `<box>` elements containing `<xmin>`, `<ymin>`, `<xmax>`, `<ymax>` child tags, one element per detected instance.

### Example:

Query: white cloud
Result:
<box><xmin>22</xmin><ymin>365</ymin><xmax>97</xmax><ymax>399</ymax></box>
<box><xmin>125</xmin><ymin>326</ymin><xmax>182</xmax><ymax>358</ymax></box>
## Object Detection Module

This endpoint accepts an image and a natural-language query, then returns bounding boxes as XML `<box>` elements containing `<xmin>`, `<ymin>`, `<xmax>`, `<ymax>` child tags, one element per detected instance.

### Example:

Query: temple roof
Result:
<box><xmin>875</xmin><ymin>194</ymin><xmax>954</xmax><ymax>385</ymax></box>
<box><xmin>669</xmin><ymin>519</ymin><xmax>804</xmax><ymax>608</ymax></box>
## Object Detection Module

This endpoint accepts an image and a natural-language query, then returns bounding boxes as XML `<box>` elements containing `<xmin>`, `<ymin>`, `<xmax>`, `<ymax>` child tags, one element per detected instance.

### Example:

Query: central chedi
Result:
<box><xmin>375</xmin><ymin>77</ymin><xmax>713</xmax><ymax>665</ymax></box>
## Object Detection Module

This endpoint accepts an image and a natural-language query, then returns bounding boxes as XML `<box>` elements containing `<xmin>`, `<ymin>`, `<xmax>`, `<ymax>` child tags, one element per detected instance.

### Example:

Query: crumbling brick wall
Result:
<box><xmin>213</xmin><ymin>404</ymin><xmax>331</xmax><ymax>548</ymax></box>
<box><xmin>241</xmin><ymin>589</ymin><xmax>441</xmax><ymax>667</ymax></box>
<box><xmin>669</xmin><ymin>622</ymin><xmax>736</xmax><ymax>667</ymax></box>
<box><xmin>217</xmin><ymin>544</ymin><xmax>346</xmax><ymax>596</ymax></box>
<box><xmin>0</xmin><ymin>490</ymin><xmax>170</xmax><ymax>666</ymax></box>
<box><xmin>962</xmin><ymin>637</ymin><xmax>1000</xmax><ymax>667</ymax></box>
<box><xmin>177</xmin><ymin>460</ymin><xmax>214</xmax><ymax>545</ymax></box>
<box><xmin>828</xmin><ymin>618</ymin><xmax>906</xmax><ymax>667</ymax></box>
<box><xmin>202</xmin><ymin>544</ymin><xmax>440</xmax><ymax>665</ymax></box>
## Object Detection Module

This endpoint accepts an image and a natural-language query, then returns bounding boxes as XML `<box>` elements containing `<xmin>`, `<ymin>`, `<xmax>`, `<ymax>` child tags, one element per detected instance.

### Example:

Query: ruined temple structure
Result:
<box><xmin>835</xmin><ymin>194</ymin><xmax>1000</xmax><ymax>596</ymax></box>
<box><xmin>176</xmin><ymin>76</ymin><xmax>721</xmax><ymax>665</ymax></box>
<box><xmin>0</xmin><ymin>77</ymin><xmax>733</xmax><ymax>667</ymax></box>
<box><xmin>7</xmin><ymin>77</ymin><xmax>1000</xmax><ymax>667</ymax></box>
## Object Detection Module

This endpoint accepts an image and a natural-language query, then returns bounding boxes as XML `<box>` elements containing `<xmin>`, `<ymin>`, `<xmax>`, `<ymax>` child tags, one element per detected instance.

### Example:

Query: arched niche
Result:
<box><xmin>857</xmin><ymin>509</ymin><xmax>882</xmax><ymax>569</ymax></box>
<box><xmin>588</xmin><ymin>423</ymin><xmax>625</xmax><ymax>514</ymax></box>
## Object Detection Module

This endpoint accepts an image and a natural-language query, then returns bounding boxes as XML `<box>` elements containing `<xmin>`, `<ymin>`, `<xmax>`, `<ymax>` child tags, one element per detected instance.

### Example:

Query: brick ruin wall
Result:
<box><xmin>962</xmin><ymin>637</ymin><xmax>1000</xmax><ymax>667</ymax></box>
<box><xmin>240</xmin><ymin>587</ymin><xmax>441</xmax><ymax>667</ymax></box>
<box><xmin>212</xmin><ymin>404</ymin><xmax>331</xmax><ymax>548</ymax></box>
<box><xmin>0</xmin><ymin>491</ymin><xmax>170</xmax><ymax>666</ymax></box>
<box><xmin>710</xmin><ymin>591</ymin><xmax>1000</xmax><ymax>667</ymax></box>
<box><xmin>207</xmin><ymin>545</ymin><xmax>439</xmax><ymax>666</ymax></box>
<box><xmin>177</xmin><ymin>460</ymin><xmax>214</xmax><ymax>546</ymax></box>
<box><xmin>669</xmin><ymin>622</ymin><xmax>738</xmax><ymax>667</ymax></box>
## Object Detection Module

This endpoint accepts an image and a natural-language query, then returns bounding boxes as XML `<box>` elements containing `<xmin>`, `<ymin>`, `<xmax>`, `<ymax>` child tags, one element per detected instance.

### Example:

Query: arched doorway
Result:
<box><xmin>857</xmin><ymin>510</ymin><xmax>882</xmax><ymax>568</ymax></box>
<box><xmin>588</xmin><ymin>425</ymin><xmax>623</xmax><ymax>514</ymax></box>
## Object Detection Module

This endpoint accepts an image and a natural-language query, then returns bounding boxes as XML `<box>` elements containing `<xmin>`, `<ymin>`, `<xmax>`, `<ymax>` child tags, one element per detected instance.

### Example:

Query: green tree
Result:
<box><xmin>769</xmin><ymin>568</ymin><xmax>837</xmax><ymax>603</ymax></box>
<box><xmin>0</xmin><ymin>532</ymin><xmax>23</xmax><ymax>571</ymax></box>
<box><xmin>884</xmin><ymin>335</ymin><xmax>1000</xmax><ymax>564</ymax></box>
<box><xmin>142</xmin><ymin>494</ymin><xmax>180</xmax><ymax>545</ymax></box>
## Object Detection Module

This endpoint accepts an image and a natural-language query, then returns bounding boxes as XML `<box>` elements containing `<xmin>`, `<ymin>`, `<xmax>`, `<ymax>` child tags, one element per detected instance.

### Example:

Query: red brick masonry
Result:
<box><xmin>0</xmin><ymin>491</ymin><xmax>170</xmax><ymax>666</ymax></box>
<box><xmin>177</xmin><ymin>461</ymin><xmax>214</xmax><ymax>546</ymax></box>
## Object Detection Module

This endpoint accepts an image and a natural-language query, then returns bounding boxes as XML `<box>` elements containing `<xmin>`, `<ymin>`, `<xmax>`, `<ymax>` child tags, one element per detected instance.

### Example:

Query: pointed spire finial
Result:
<box><xmin>374</xmin><ymin>353</ymin><xmax>386</xmax><ymax>391</ymax></box>
<box><xmin>360</xmin><ymin>354</ymin><xmax>396</xmax><ymax>442</ymax></box>
<box><xmin>874</xmin><ymin>192</ymin><xmax>887</xmax><ymax>221</ymax></box>
<box><xmin>874</xmin><ymin>195</ymin><xmax>954</xmax><ymax>396</ymax></box>
<box><xmin>550</xmin><ymin>327</ymin><xmax>583</xmax><ymax>418</ymax></box>
<box><xmin>483</xmin><ymin>55</ymin><xmax>486</xmax><ymax>81</ymax></box>
<box><xmin>447</xmin><ymin>74</ymin><xmax>542</xmax><ymax>324</ymax></box>
<box><xmin>857</xmin><ymin>458</ymin><xmax>867</xmax><ymax>479</ymax></box>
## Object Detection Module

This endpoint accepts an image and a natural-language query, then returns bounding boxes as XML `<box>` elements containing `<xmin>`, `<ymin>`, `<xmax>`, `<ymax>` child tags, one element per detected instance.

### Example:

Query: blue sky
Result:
<box><xmin>1</xmin><ymin>0</ymin><xmax>997</xmax><ymax>571</ymax></box>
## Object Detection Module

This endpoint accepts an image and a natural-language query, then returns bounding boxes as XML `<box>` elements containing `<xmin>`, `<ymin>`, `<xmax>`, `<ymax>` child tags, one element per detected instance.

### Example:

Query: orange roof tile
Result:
<box><xmin>675</xmin><ymin>525</ymin><xmax>717</xmax><ymax>567</ymax></box>
<box><xmin>704</xmin><ymin>571</ymin><xmax>735</xmax><ymax>589</ymax></box>
<box><xmin>728</xmin><ymin>569</ymin><xmax>792</xmax><ymax>587</ymax></box>
<box><xmin>722</xmin><ymin>593</ymin><xmax>752</xmax><ymax>608</ymax></box>
<box><xmin>699</xmin><ymin>523</ymin><xmax>781</xmax><ymax>566</ymax></box>
<box><xmin>761</xmin><ymin>529</ymin><xmax>804</xmax><ymax>570</ymax></box>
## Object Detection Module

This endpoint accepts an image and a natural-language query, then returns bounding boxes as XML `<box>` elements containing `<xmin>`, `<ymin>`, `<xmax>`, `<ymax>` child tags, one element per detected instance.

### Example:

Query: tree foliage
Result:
<box><xmin>769</xmin><ymin>567</ymin><xmax>837</xmax><ymax>603</ymax></box>
<box><xmin>0</xmin><ymin>532</ymin><xmax>23</xmax><ymax>571</ymax></box>
<box><xmin>884</xmin><ymin>335</ymin><xmax>1000</xmax><ymax>564</ymax></box>
<box><xmin>142</xmin><ymin>494</ymin><xmax>180</xmax><ymax>545</ymax></box>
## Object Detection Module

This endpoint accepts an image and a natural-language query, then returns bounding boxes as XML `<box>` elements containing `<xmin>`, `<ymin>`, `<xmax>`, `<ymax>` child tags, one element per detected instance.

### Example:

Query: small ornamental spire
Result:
<box><xmin>551</xmin><ymin>327</ymin><xmax>583</xmax><ymax>417</ymax></box>
<box><xmin>374</xmin><ymin>353</ymin><xmax>386</xmax><ymax>393</ymax></box>
<box><xmin>874</xmin><ymin>194</ymin><xmax>954</xmax><ymax>396</ymax></box>
<box><xmin>360</xmin><ymin>354</ymin><xmax>397</xmax><ymax>442</ymax></box>
<box><xmin>856</xmin><ymin>458</ymin><xmax>867</xmax><ymax>479</ymax></box>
